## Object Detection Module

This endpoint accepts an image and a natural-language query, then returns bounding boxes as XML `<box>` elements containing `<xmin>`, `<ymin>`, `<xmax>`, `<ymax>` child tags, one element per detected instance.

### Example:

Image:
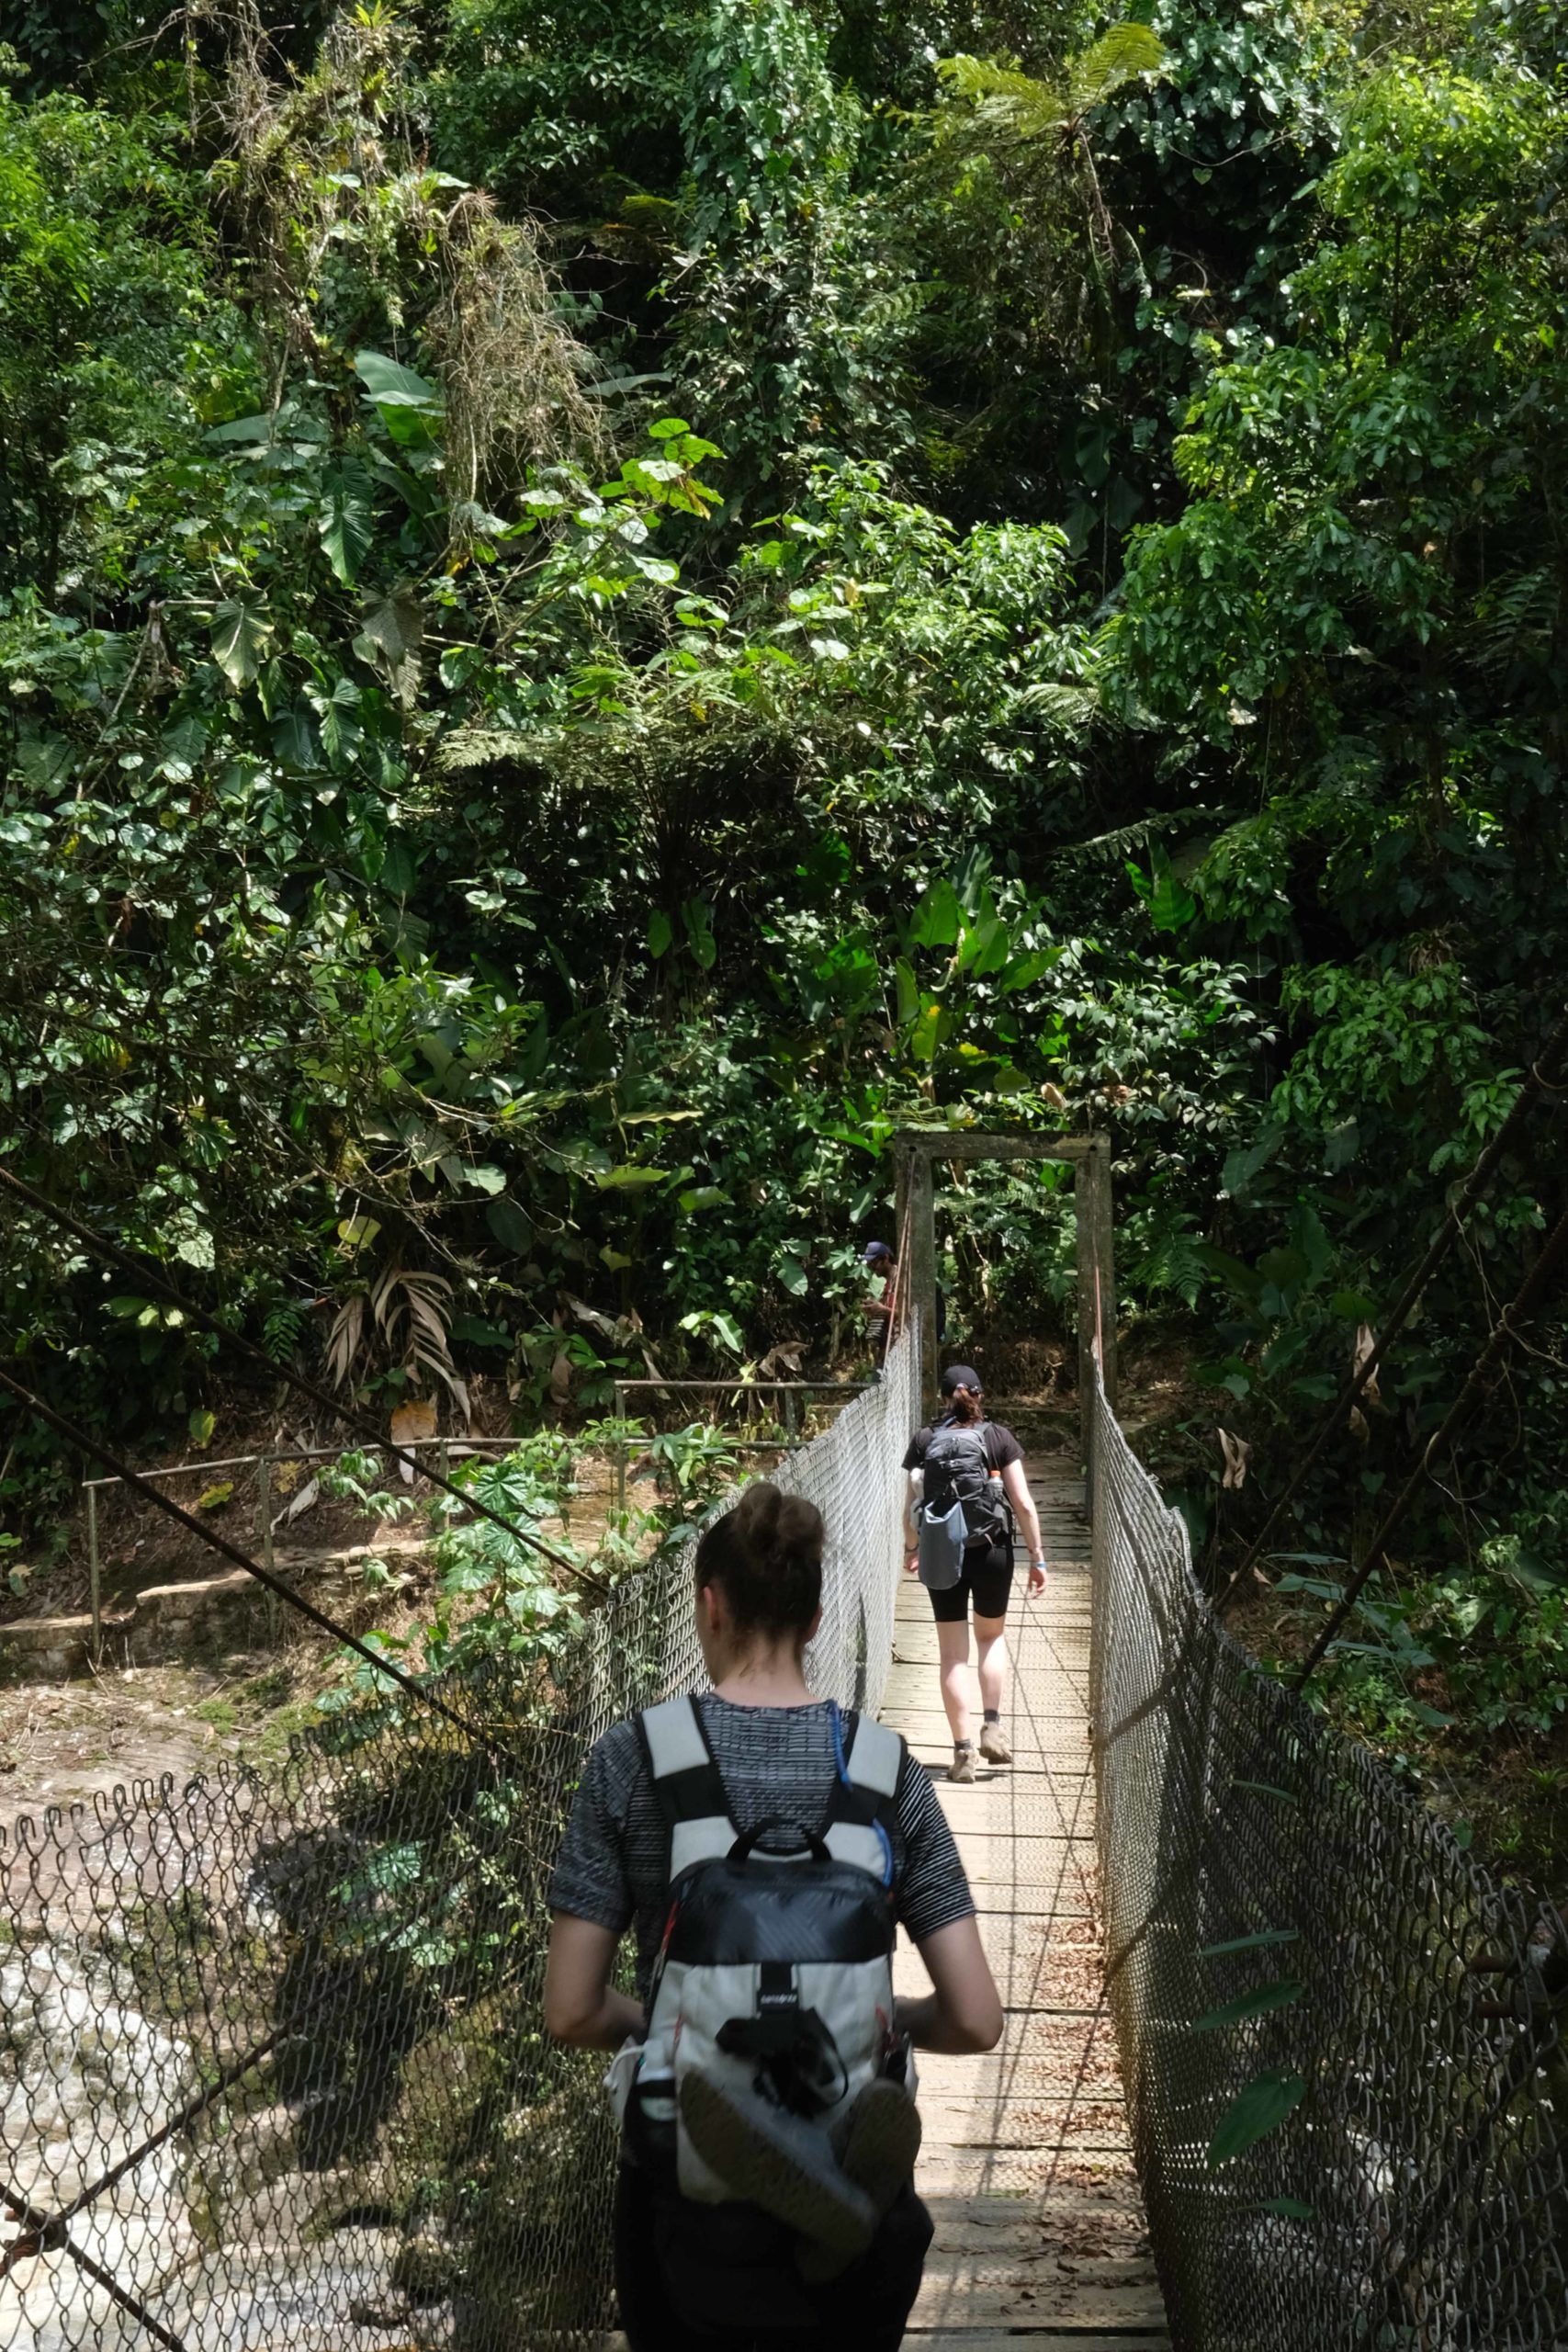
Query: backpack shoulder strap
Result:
<box><xmin>637</xmin><ymin>1695</ymin><xmax>737</xmax><ymax>1879</ymax></box>
<box><xmin>823</xmin><ymin>1708</ymin><xmax>904</xmax><ymax>1883</ymax></box>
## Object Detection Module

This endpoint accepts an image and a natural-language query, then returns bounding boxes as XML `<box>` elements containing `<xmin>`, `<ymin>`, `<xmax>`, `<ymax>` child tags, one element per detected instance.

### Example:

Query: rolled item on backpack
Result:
<box><xmin>917</xmin><ymin>1496</ymin><xmax>966</xmax><ymax>1589</ymax></box>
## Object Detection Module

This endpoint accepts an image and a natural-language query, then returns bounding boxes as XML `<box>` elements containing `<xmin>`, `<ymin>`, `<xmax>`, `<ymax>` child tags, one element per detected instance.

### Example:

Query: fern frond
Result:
<box><xmin>1471</xmin><ymin>567</ymin><xmax>1556</xmax><ymax>677</ymax></box>
<box><xmin>1139</xmin><ymin>1227</ymin><xmax>1210</xmax><ymax>1311</ymax></box>
<box><xmin>937</xmin><ymin>52</ymin><xmax>1069</xmax><ymax>140</ymax></box>
<box><xmin>1055</xmin><ymin>818</ymin><xmax>1180</xmax><ymax>867</ymax></box>
<box><xmin>1012</xmin><ymin>680</ymin><xmax>1100</xmax><ymax>728</ymax></box>
<box><xmin>1067</xmin><ymin>24</ymin><xmax>1168</xmax><ymax>118</ymax></box>
<box><xmin>939</xmin><ymin>20</ymin><xmax>1166</xmax><ymax>142</ymax></box>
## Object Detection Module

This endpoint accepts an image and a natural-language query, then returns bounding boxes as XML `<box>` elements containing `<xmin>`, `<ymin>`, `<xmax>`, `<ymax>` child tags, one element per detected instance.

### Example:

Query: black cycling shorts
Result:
<box><xmin>927</xmin><ymin>1535</ymin><xmax>1014</xmax><ymax>1624</ymax></box>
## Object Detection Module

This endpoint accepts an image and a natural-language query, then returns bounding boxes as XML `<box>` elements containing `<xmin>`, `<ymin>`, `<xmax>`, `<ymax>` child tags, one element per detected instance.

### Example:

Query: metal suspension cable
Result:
<box><xmin>0</xmin><ymin>2182</ymin><xmax>187</xmax><ymax>2350</ymax></box>
<box><xmin>0</xmin><ymin>1364</ymin><xmax>540</xmax><ymax>1758</ymax></box>
<box><xmin>1294</xmin><ymin>1195</ymin><xmax>1568</xmax><ymax>1689</ymax></box>
<box><xmin>0</xmin><ymin>1163</ymin><xmax>603</xmax><ymax>1591</ymax></box>
<box><xmin>1224</xmin><ymin>999</ymin><xmax>1568</xmax><ymax>1600</ymax></box>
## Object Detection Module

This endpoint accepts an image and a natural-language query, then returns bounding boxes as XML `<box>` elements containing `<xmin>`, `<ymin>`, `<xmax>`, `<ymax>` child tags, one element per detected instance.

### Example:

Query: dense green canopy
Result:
<box><xmin>2</xmin><ymin>1</ymin><xmax>1564</xmax><ymax>1785</ymax></box>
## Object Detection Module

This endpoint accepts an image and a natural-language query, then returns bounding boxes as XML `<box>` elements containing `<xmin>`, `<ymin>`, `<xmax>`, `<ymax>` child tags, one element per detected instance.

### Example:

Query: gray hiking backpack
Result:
<box><xmin>623</xmin><ymin>1694</ymin><xmax>907</xmax><ymax>2204</ymax></box>
<box><xmin>922</xmin><ymin>1420</ymin><xmax>1007</xmax><ymax>1547</ymax></box>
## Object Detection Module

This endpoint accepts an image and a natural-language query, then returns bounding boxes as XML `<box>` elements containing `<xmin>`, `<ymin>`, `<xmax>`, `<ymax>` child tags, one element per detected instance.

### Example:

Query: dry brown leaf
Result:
<box><xmin>326</xmin><ymin>1292</ymin><xmax>366</xmax><ymax>1389</ymax></box>
<box><xmin>549</xmin><ymin>1351</ymin><xmax>574</xmax><ymax>1408</ymax></box>
<box><xmin>1352</xmin><ymin>1323</ymin><xmax>1381</xmax><ymax>1408</ymax></box>
<box><xmin>1348</xmin><ymin>1405</ymin><xmax>1370</xmax><ymax>1444</ymax></box>
<box><xmin>276</xmin><ymin>1476</ymin><xmax>320</xmax><ymax>1530</ymax></box>
<box><xmin>390</xmin><ymin>1396</ymin><xmax>438</xmax><ymax>1482</ymax></box>
<box><xmin>1217</xmin><ymin>1428</ymin><xmax>1251</xmax><ymax>1490</ymax></box>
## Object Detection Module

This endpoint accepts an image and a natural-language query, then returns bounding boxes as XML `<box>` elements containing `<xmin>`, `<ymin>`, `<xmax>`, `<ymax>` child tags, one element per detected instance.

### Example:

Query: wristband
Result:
<box><xmin>1032</xmin><ymin>1555</ymin><xmax>1046</xmax><ymax>1570</ymax></box>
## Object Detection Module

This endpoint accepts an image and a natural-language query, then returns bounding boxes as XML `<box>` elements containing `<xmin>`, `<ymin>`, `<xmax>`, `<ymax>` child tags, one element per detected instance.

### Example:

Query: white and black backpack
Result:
<box><xmin>624</xmin><ymin>1693</ymin><xmax>907</xmax><ymax>2203</ymax></box>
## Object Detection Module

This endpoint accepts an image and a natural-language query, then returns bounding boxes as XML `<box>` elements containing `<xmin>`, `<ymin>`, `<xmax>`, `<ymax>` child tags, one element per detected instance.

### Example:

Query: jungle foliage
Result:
<box><xmin>1</xmin><ymin>0</ymin><xmax>1565</xmax><ymax>1801</ymax></box>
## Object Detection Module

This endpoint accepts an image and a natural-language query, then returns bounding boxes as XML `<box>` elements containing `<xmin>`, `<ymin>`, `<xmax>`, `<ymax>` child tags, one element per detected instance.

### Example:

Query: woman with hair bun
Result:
<box><xmin>903</xmin><ymin>1366</ymin><xmax>1048</xmax><ymax>1785</ymax></box>
<box><xmin>545</xmin><ymin>1480</ymin><xmax>1001</xmax><ymax>2350</ymax></box>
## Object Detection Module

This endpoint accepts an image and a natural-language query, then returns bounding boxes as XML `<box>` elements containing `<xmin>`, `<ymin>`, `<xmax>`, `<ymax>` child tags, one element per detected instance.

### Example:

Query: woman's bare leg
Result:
<box><xmin>936</xmin><ymin>1619</ymin><xmax>973</xmax><ymax>1746</ymax></box>
<box><xmin>974</xmin><ymin>1612</ymin><xmax>1009</xmax><ymax>1719</ymax></box>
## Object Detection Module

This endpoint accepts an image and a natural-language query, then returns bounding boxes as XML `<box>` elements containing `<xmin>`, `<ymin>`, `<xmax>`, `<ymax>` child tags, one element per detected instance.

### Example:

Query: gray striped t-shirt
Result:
<box><xmin>548</xmin><ymin>1694</ymin><xmax>975</xmax><ymax>1998</ymax></box>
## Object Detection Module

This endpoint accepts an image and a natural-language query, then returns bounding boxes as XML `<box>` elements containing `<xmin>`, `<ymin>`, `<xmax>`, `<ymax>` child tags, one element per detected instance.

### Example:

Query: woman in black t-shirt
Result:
<box><xmin>902</xmin><ymin>1367</ymin><xmax>1047</xmax><ymax>1783</ymax></box>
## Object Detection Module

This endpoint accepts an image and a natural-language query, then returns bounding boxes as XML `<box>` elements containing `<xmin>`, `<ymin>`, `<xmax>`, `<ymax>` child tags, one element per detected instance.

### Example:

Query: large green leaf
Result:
<box><xmin>1194</xmin><ymin>1978</ymin><xmax>1304</xmax><ymax>2031</ymax></box>
<box><xmin>1127</xmin><ymin>842</ymin><xmax>1196</xmax><ymax>933</ymax></box>
<box><xmin>908</xmin><ymin>997</ymin><xmax>948</xmax><ymax>1063</ymax></box>
<box><xmin>486</xmin><ymin>1198</ymin><xmax>534</xmax><ymax>1253</ymax></box>
<box><xmin>1205</xmin><ymin>2070</ymin><xmax>1307</xmax><ymax>2169</ymax></box>
<box><xmin>271</xmin><ymin>708</ymin><xmax>319</xmax><ymax>768</ymax></box>
<box><xmin>910</xmin><ymin>878</ymin><xmax>962</xmax><ymax>949</ymax></box>
<box><xmin>355</xmin><ymin>349</ymin><xmax>445</xmax><ymax>410</ymax></box>
<box><xmin>1200</xmin><ymin>1929</ymin><xmax>1301</xmax><ymax>1960</ymax></box>
<box><xmin>893</xmin><ymin>957</ymin><xmax>920</xmax><ymax>1029</ymax></box>
<box><xmin>359</xmin><ymin>584</ymin><xmax>423</xmax><ymax>670</ymax></box>
<box><xmin>355</xmin><ymin>350</ymin><xmax>445</xmax><ymax>448</ymax></box>
<box><xmin>319</xmin><ymin>466</ymin><xmax>375</xmax><ymax>586</ymax></box>
<box><xmin>209</xmin><ymin>599</ymin><xmax>273</xmax><ymax>689</ymax></box>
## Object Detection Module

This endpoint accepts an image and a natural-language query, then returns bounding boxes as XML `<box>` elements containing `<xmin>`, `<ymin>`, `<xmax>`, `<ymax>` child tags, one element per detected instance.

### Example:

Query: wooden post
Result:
<box><xmin>907</xmin><ymin>1147</ymin><xmax>938</xmax><ymax>1418</ymax></box>
<box><xmin>894</xmin><ymin>1148</ymin><xmax>910</xmax><ymax>1272</ymax></box>
<box><xmin>1075</xmin><ymin>1159</ymin><xmax>1096</xmax><ymax>1460</ymax></box>
<box><xmin>85</xmin><ymin>1482</ymin><xmax>101</xmax><ymax>1667</ymax></box>
<box><xmin>1074</xmin><ymin>1137</ymin><xmax>1117</xmax><ymax>1458</ymax></box>
<box><xmin>1091</xmin><ymin>1135</ymin><xmax>1118</xmax><ymax>1415</ymax></box>
<box><xmin>259</xmin><ymin>1453</ymin><xmax>279</xmax><ymax>1648</ymax></box>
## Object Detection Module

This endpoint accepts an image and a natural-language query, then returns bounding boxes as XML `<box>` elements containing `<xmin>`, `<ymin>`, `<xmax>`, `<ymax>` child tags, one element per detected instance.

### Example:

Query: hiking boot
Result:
<box><xmin>979</xmin><ymin>1720</ymin><xmax>1012</xmax><ymax>1765</ymax></box>
<box><xmin>948</xmin><ymin>1743</ymin><xmax>976</xmax><ymax>1784</ymax></box>
<box><xmin>798</xmin><ymin>2080</ymin><xmax>923</xmax><ymax>2282</ymax></box>
<box><xmin>838</xmin><ymin>2075</ymin><xmax>922</xmax><ymax>2211</ymax></box>
<box><xmin>679</xmin><ymin>2071</ymin><xmax>876</xmax><ymax>2257</ymax></box>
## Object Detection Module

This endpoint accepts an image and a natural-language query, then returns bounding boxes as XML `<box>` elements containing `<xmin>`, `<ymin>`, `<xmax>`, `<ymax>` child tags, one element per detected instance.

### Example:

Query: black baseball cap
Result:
<box><xmin>940</xmin><ymin>1363</ymin><xmax>982</xmax><ymax>1395</ymax></box>
<box><xmin>863</xmin><ymin>1240</ymin><xmax>893</xmax><ymax>1262</ymax></box>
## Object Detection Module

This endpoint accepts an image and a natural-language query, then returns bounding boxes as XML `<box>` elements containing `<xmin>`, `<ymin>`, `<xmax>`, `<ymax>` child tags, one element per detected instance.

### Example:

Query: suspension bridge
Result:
<box><xmin>1</xmin><ymin>1133</ymin><xmax>1564</xmax><ymax>2351</ymax></box>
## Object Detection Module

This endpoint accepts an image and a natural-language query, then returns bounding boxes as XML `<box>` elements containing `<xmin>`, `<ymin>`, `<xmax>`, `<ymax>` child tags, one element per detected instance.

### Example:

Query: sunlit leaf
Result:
<box><xmin>1201</xmin><ymin>1929</ymin><xmax>1301</xmax><ymax>1960</ymax></box>
<box><xmin>359</xmin><ymin>583</ymin><xmax>423</xmax><ymax>669</ymax></box>
<box><xmin>355</xmin><ymin>349</ymin><xmax>445</xmax><ymax>410</ymax></box>
<box><xmin>319</xmin><ymin>466</ymin><xmax>375</xmax><ymax>585</ymax></box>
<box><xmin>209</xmin><ymin>599</ymin><xmax>273</xmax><ymax>689</ymax></box>
<box><xmin>776</xmin><ymin>1253</ymin><xmax>808</xmax><ymax>1297</ymax></box>
<box><xmin>1194</xmin><ymin>1979</ymin><xmax>1304</xmax><ymax>2031</ymax></box>
<box><xmin>1206</xmin><ymin>2070</ymin><xmax>1307</xmax><ymax>2168</ymax></box>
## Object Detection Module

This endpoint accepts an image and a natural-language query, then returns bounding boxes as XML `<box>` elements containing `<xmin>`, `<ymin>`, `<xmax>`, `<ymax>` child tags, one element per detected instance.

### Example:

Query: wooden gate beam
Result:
<box><xmin>892</xmin><ymin>1129</ymin><xmax>1114</xmax><ymax>1446</ymax></box>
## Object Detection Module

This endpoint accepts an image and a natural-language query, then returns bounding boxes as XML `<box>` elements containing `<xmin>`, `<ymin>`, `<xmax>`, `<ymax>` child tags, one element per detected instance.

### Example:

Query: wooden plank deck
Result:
<box><xmin>886</xmin><ymin>1464</ymin><xmax>1171</xmax><ymax>2347</ymax></box>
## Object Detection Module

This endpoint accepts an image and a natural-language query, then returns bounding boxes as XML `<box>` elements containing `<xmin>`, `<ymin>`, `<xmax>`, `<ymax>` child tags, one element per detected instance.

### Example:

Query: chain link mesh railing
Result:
<box><xmin>0</xmin><ymin>1323</ymin><xmax>920</xmax><ymax>2352</ymax></box>
<box><xmin>1089</xmin><ymin>1368</ymin><xmax>1568</xmax><ymax>2352</ymax></box>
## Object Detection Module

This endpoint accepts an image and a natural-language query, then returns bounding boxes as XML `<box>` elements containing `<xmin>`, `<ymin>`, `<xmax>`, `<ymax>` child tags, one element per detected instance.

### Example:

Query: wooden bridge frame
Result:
<box><xmin>891</xmin><ymin>1128</ymin><xmax>1116</xmax><ymax>1442</ymax></box>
